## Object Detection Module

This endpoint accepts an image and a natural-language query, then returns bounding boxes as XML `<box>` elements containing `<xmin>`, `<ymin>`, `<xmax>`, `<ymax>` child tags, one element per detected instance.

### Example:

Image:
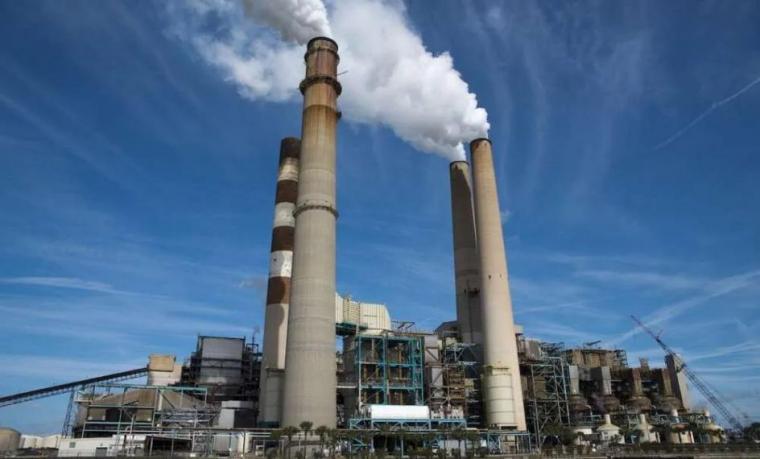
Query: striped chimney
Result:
<box><xmin>258</xmin><ymin>137</ymin><xmax>300</xmax><ymax>426</ymax></box>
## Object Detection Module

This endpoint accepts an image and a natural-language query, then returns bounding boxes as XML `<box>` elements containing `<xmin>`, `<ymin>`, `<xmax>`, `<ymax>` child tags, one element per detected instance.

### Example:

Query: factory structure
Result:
<box><xmin>0</xmin><ymin>37</ymin><xmax>742</xmax><ymax>457</ymax></box>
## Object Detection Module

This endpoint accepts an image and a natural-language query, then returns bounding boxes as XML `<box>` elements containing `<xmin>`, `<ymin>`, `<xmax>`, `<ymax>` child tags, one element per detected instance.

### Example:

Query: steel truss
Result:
<box><xmin>523</xmin><ymin>342</ymin><xmax>571</xmax><ymax>448</ymax></box>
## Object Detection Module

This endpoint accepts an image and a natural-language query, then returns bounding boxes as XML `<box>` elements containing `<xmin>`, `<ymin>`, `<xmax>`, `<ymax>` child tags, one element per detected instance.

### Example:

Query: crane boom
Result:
<box><xmin>629</xmin><ymin>315</ymin><xmax>745</xmax><ymax>433</ymax></box>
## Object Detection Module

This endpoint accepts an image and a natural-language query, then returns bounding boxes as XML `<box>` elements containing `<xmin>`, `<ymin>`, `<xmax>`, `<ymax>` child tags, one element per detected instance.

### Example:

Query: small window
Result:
<box><xmin>69</xmin><ymin>442</ymin><xmax>76</xmax><ymax>448</ymax></box>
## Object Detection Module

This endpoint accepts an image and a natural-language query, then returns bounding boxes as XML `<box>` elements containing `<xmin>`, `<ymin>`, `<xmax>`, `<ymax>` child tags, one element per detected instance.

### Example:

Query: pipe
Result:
<box><xmin>258</xmin><ymin>137</ymin><xmax>300</xmax><ymax>426</ymax></box>
<box><xmin>469</xmin><ymin>138</ymin><xmax>526</xmax><ymax>430</ymax></box>
<box><xmin>449</xmin><ymin>161</ymin><xmax>482</xmax><ymax>347</ymax></box>
<box><xmin>281</xmin><ymin>36</ymin><xmax>341</xmax><ymax>428</ymax></box>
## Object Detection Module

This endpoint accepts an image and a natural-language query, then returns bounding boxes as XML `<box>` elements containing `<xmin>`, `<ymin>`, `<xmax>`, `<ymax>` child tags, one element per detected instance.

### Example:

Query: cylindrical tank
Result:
<box><xmin>470</xmin><ymin>138</ymin><xmax>526</xmax><ymax>430</ymax></box>
<box><xmin>282</xmin><ymin>36</ymin><xmax>341</xmax><ymax>428</ymax></box>
<box><xmin>0</xmin><ymin>428</ymin><xmax>21</xmax><ymax>452</ymax></box>
<box><xmin>597</xmin><ymin>414</ymin><xmax>623</xmax><ymax>444</ymax></box>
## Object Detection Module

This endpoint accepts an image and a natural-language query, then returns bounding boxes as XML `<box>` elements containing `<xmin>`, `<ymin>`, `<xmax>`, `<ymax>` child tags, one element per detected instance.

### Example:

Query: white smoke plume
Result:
<box><xmin>169</xmin><ymin>0</ymin><xmax>489</xmax><ymax>160</ymax></box>
<box><xmin>242</xmin><ymin>0</ymin><xmax>331</xmax><ymax>45</ymax></box>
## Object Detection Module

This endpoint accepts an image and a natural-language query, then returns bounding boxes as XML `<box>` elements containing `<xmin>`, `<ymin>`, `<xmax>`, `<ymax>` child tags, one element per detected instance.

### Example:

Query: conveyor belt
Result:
<box><xmin>0</xmin><ymin>367</ymin><xmax>148</xmax><ymax>407</ymax></box>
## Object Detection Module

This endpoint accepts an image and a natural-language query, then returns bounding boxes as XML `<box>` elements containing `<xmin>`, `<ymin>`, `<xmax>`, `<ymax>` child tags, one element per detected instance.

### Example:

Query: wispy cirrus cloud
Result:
<box><xmin>574</xmin><ymin>269</ymin><xmax>705</xmax><ymax>291</ymax></box>
<box><xmin>605</xmin><ymin>269</ymin><xmax>760</xmax><ymax>346</ymax></box>
<box><xmin>0</xmin><ymin>354</ymin><xmax>146</xmax><ymax>382</ymax></box>
<box><xmin>0</xmin><ymin>276</ymin><xmax>135</xmax><ymax>295</ymax></box>
<box><xmin>654</xmin><ymin>74</ymin><xmax>760</xmax><ymax>150</ymax></box>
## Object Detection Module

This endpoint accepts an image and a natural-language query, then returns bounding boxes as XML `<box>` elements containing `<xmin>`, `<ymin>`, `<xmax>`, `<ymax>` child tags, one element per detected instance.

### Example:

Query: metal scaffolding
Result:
<box><xmin>523</xmin><ymin>342</ymin><xmax>571</xmax><ymax>448</ymax></box>
<box><xmin>344</xmin><ymin>333</ymin><xmax>425</xmax><ymax>419</ymax></box>
<box><xmin>65</xmin><ymin>383</ymin><xmax>215</xmax><ymax>439</ymax></box>
<box><xmin>426</xmin><ymin>338</ymin><xmax>480</xmax><ymax>426</ymax></box>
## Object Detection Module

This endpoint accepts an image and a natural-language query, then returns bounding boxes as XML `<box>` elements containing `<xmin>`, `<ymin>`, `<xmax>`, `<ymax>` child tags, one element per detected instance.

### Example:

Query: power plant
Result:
<box><xmin>0</xmin><ymin>37</ymin><xmax>755</xmax><ymax>458</ymax></box>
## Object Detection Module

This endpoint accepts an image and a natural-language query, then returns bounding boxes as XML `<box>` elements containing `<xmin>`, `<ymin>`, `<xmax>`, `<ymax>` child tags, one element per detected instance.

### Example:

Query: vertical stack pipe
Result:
<box><xmin>258</xmin><ymin>137</ymin><xmax>300</xmax><ymax>426</ymax></box>
<box><xmin>469</xmin><ymin>138</ymin><xmax>526</xmax><ymax>430</ymax></box>
<box><xmin>281</xmin><ymin>37</ymin><xmax>341</xmax><ymax>428</ymax></box>
<box><xmin>449</xmin><ymin>161</ymin><xmax>482</xmax><ymax>346</ymax></box>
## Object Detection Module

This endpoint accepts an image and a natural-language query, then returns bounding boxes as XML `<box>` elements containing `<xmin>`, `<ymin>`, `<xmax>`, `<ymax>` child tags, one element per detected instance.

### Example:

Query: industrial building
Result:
<box><xmin>0</xmin><ymin>36</ymin><xmax>748</xmax><ymax>457</ymax></box>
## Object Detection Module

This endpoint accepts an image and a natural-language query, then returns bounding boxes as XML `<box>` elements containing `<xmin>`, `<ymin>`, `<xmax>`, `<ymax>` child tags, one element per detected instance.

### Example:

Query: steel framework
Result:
<box><xmin>523</xmin><ymin>342</ymin><xmax>571</xmax><ymax>448</ymax></box>
<box><xmin>65</xmin><ymin>383</ymin><xmax>215</xmax><ymax>438</ymax></box>
<box><xmin>349</xmin><ymin>333</ymin><xmax>425</xmax><ymax>409</ymax></box>
<box><xmin>426</xmin><ymin>339</ymin><xmax>479</xmax><ymax>426</ymax></box>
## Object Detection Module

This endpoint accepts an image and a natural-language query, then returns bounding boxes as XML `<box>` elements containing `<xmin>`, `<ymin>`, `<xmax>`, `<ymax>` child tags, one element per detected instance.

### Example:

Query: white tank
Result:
<box><xmin>364</xmin><ymin>404</ymin><xmax>430</xmax><ymax>420</ymax></box>
<box><xmin>633</xmin><ymin>414</ymin><xmax>659</xmax><ymax>443</ymax></box>
<box><xmin>597</xmin><ymin>414</ymin><xmax>623</xmax><ymax>444</ymax></box>
<box><xmin>0</xmin><ymin>428</ymin><xmax>21</xmax><ymax>452</ymax></box>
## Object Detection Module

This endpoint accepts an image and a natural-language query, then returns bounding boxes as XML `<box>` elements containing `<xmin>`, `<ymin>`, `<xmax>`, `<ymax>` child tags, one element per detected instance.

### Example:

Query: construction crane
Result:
<box><xmin>630</xmin><ymin>315</ymin><xmax>747</xmax><ymax>434</ymax></box>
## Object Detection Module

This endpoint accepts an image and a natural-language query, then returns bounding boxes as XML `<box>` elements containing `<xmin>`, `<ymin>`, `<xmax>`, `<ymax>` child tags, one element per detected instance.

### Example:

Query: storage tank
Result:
<box><xmin>0</xmin><ymin>427</ymin><xmax>21</xmax><ymax>452</ymax></box>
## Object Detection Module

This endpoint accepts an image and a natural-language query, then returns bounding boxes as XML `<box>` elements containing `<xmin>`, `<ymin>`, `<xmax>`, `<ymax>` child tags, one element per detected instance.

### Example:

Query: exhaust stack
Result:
<box><xmin>449</xmin><ymin>161</ymin><xmax>482</xmax><ymax>346</ymax></box>
<box><xmin>469</xmin><ymin>138</ymin><xmax>526</xmax><ymax>430</ymax></box>
<box><xmin>281</xmin><ymin>37</ymin><xmax>341</xmax><ymax>428</ymax></box>
<box><xmin>258</xmin><ymin>137</ymin><xmax>300</xmax><ymax>426</ymax></box>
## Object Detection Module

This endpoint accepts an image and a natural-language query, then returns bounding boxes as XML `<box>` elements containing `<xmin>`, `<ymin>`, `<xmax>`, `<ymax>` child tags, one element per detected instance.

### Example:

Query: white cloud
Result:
<box><xmin>605</xmin><ymin>269</ymin><xmax>760</xmax><ymax>346</ymax></box>
<box><xmin>166</xmin><ymin>0</ymin><xmax>489</xmax><ymax>160</ymax></box>
<box><xmin>0</xmin><ymin>276</ymin><xmax>129</xmax><ymax>295</ymax></box>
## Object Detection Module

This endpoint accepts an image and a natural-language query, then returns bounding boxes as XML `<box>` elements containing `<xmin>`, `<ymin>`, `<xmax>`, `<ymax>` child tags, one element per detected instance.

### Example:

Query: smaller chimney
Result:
<box><xmin>258</xmin><ymin>137</ymin><xmax>300</xmax><ymax>426</ymax></box>
<box><xmin>449</xmin><ymin>161</ymin><xmax>482</xmax><ymax>347</ymax></box>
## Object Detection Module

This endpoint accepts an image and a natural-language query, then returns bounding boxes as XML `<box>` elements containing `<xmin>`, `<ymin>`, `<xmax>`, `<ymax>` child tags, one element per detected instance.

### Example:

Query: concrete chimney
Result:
<box><xmin>469</xmin><ymin>138</ymin><xmax>526</xmax><ymax>430</ymax></box>
<box><xmin>449</xmin><ymin>161</ymin><xmax>482</xmax><ymax>346</ymax></box>
<box><xmin>258</xmin><ymin>137</ymin><xmax>300</xmax><ymax>426</ymax></box>
<box><xmin>281</xmin><ymin>37</ymin><xmax>341</xmax><ymax>428</ymax></box>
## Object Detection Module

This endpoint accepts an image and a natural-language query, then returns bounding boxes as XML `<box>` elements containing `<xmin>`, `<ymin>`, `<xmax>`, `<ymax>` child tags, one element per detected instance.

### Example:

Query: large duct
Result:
<box><xmin>469</xmin><ymin>138</ymin><xmax>526</xmax><ymax>430</ymax></box>
<box><xmin>449</xmin><ymin>161</ymin><xmax>482</xmax><ymax>347</ymax></box>
<box><xmin>258</xmin><ymin>137</ymin><xmax>300</xmax><ymax>426</ymax></box>
<box><xmin>281</xmin><ymin>37</ymin><xmax>341</xmax><ymax>428</ymax></box>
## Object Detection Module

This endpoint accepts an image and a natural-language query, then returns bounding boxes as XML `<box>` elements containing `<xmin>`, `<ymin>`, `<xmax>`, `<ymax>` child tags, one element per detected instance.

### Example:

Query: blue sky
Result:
<box><xmin>1</xmin><ymin>0</ymin><xmax>759</xmax><ymax>433</ymax></box>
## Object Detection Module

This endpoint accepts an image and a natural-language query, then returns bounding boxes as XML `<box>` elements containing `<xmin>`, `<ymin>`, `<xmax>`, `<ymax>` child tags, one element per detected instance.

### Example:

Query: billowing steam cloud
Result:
<box><xmin>242</xmin><ymin>0</ymin><xmax>331</xmax><ymax>45</ymax></box>
<box><xmin>169</xmin><ymin>0</ymin><xmax>489</xmax><ymax>160</ymax></box>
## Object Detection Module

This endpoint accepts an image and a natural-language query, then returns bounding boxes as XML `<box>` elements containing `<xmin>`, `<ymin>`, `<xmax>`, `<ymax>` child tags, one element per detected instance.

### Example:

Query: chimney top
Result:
<box><xmin>469</xmin><ymin>138</ymin><xmax>492</xmax><ymax>149</ymax></box>
<box><xmin>307</xmin><ymin>36</ymin><xmax>338</xmax><ymax>50</ymax></box>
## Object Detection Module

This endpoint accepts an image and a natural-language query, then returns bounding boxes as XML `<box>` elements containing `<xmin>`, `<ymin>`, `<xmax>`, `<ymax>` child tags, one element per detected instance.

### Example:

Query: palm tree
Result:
<box><xmin>270</xmin><ymin>429</ymin><xmax>284</xmax><ymax>458</ymax></box>
<box><xmin>325</xmin><ymin>428</ymin><xmax>338</xmax><ymax>459</ymax></box>
<box><xmin>300</xmin><ymin>421</ymin><xmax>314</xmax><ymax>437</ymax></box>
<box><xmin>283</xmin><ymin>426</ymin><xmax>300</xmax><ymax>459</ymax></box>
<box><xmin>394</xmin><ymin>430</ymin><xmax>407</xmax><ymax>458</ymax></box>
<box><xmin>377</xmin><ymin>424</ymin><xmax>392</xmax><ymax>454</ymax></box>
<box><xmin>465</xmin><ymin>431</ymin><xmax>479</xmax><ymax>458</ymax></box>
<box><xmin>313</xmin><ymin>426</ymin><xmax>329</xmax><ymax>457</ymax></box>
<box><xmin>341</xmin><ymin>430</ymin><xmax>361</xmax><ymax>457</ymax></box>
<box><xmin>422</xmin><ymin>432</ymin><xmax>436</xmax><ymax>458</ymax></box>
<box><xmin>360</xmin><ymin>431</ymin><xmax>374</xmax><ymax>457</ymax></box>
<box><xmin>451</xmin><ymin>427</ymin><xmax>466</xmax><ymax>457</ymax></box>
<box><xmin>299</xmin><ymin>421</ymin><xmax>313</xmax><ymax>458</ymax></box>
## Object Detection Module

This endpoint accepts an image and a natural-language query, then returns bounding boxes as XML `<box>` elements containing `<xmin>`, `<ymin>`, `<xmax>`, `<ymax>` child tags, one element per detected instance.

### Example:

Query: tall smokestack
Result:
<box><xmin>449</xmin><ymin>161</ymin><xmax>482</xmax><ymax>346</ymax></box>
<box><xmin>281</xmin><ymin>37</ymin><xmax>341</xmax><ymax>428</ymax></box>
<box><xmin>258</xmin><ymin>137</ymin><xmax>300</xmax><ymax>426</ymax></box>
<box><xmin>469</xmin><ymin>138</ymin><xmax>526</xmax><ymax>430</ymax></box>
